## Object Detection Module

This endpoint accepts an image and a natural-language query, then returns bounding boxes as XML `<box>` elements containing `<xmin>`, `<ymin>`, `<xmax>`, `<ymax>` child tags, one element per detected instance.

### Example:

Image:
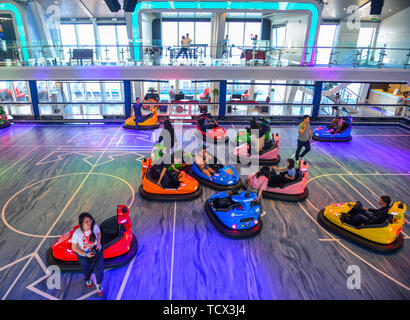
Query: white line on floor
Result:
<box><xmin>116</xmin><ymin>257</ymin><xmax>136</xmax><ymax>300</ymax></box>
<box><xmin>0</xmin><ymin>254</ymin><xmax>32</xmax><ymax>272</ymax></box>
<box><xmin>169</xmin><ymin>201</ymin><xmax>177</xmax><ymax>300</ymax></box>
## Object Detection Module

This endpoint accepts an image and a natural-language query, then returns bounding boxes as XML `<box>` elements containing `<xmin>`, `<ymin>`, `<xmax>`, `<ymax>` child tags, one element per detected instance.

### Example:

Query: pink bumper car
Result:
<box><xmin>248</xmin><ymin>160</ymin><xmax>309</xmax><ymax>201</ymax></box>
<box><xmin>234</xmin><ymin>134</ymin><xmax>280</xmax><ymax>165</ymax></box>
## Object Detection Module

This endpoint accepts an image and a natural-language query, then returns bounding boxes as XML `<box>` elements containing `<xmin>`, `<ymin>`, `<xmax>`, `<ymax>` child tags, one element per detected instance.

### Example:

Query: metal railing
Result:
<box><xmin>1</xmin><ymin>43</ymin><xmax>409</xmax><ymax>69</ymax></box>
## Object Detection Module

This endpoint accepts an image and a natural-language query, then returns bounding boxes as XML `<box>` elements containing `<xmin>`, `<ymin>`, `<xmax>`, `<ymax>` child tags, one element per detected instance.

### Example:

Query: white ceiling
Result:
<box><xmin>33</xmin><ymin>0</ymin><xmax>410</xmax><ymax>22</ymax></box>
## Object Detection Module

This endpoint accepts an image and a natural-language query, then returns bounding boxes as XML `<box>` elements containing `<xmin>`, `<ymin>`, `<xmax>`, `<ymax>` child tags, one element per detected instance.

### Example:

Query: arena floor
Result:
<box><xmin>0</xmin><ymin>123</ymin><xmax>409</xmax><ymax>300</ymax></box>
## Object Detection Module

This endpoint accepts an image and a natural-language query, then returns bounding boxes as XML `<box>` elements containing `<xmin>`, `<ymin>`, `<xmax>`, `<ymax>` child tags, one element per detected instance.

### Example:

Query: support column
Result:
<box><xmin>311</xmin><ymin>81</ymin><xmax>323</xmax><ymax>118</ymax></box>
<box><xmin>29</xmin><ymin>81</ymin><xmax>40</xmax><ymax>119</ymax></box>
<box><xmin>214</xmin><ymin>13</ymin><xmax>226</xmax><ymax>59</ymax></box>
<box><xmin>124</xmin><ymin>80</ymin><xmax>132</xmax><ymax>118</ymax></box>
<box><xmin>218</xmin><ymin>80</ymin><xmax>227</xmax><ymax>118</ymax></box>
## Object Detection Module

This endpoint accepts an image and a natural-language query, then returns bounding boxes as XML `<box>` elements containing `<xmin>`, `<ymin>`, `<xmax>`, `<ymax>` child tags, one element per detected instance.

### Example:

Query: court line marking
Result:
<box><xmin>26</xmin><ymin>274</ymin><xmax>59</xmax><ymax>300</ymax></box>
<box><xmin>1</xmin><ymin>126</ymin><xmax>122</xmax><ymax>300</ymax></box>
<box><xmin>0</xmin><ymin>254</ymin><xmax>32</xmax><ymax>272</ymax></box>
<box><xmin>169</xmin><ymin>201</ymin><xmax>177</xmax><ymax>300</ymax></box>
<box><xmin>76</xmin><ymin>290</ymin><xmax>98</xmax><ymax>301</ymax></box>
<box><xmin>0</xmin><ymin>146</ymin><xmax>39</xmax><ymax>179</ymax></box>
<box><xmin>1</xmin><ymin>172</ymin><xmax>136</xmax><ymax>239</ymax></box>
<box><xmin>116</xmin><ymin>257</ymin><xmax>136</xmax><ymax>300</ymax></box>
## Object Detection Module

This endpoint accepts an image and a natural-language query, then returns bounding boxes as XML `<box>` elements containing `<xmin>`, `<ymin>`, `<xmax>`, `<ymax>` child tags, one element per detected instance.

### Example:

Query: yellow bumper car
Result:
<box><xmin>123</xmin><ymin>106</ymin><xmax>159</xmax><ymax>130</ymax></box>
<box><xmin>318</xmin><ymin>201</ymin><xmax>406</xmax><ymax>252</ymax></box>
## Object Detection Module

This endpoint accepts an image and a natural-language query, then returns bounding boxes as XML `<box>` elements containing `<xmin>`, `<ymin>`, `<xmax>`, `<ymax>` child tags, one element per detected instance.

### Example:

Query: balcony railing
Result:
<box><xmin>1</xmin><ymin>43</ymin><xmax>409</xmax><ymax>69</ymax></box>
<box><xmin>2</xmin><ymin>101</ymin><xmax>408</xmax><ymax>121</ymax></box>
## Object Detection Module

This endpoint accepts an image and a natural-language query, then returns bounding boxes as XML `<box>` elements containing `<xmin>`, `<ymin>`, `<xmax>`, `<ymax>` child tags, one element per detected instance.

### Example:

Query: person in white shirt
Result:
<box><xmin>72</xmin><ymin>212</ymin><xmax>104</xmax><ymax>297</ymax></box>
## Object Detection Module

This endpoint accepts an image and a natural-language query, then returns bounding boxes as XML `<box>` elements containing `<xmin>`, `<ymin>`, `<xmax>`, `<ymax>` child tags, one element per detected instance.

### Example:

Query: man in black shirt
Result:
<box><xmin>350</xmin><ymin>195</ymin><xmax>391</xmax><ymax>227</ymax></box>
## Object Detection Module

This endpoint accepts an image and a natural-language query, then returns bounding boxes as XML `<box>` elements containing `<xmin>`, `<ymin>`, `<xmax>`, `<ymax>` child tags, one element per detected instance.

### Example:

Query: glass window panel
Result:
<box><xmin>9</xmin><ymin>104</ymin><xmax>32</xmax><ymax>115</ymax></box>
<box><xmin>227</xmin><ymin>22</ymin><xmax>244</xmax><ymax>47</ymax></box>
<box><xmin>83</xmin><ymin>104</ymin><xmax>100</xmax><ymax>115</ymax></box>
<box><xmin>254</xmin><ymin>81</ymin><xmax>270</xmax><ymax>102</ymax></box>
<box><xmin>244</xmin><ymin>22</ymin><xmax>261</xmax><ymax>47</ymax></box>
<box><xmin>162</xmin><ymin>22</ymin><xmax>178</xmax><ymax>47</ymax></box>
<box><xmin>77</xmin><ymin>24</ymin><xmax>95</xmax><ymax>46</ymax></box>
<box><xmin>64</xmin><ymin>104</ymin><xmax>81</xmax><ymax>115</ymax></box>
<box><xmin>160</xmin><ymin>80</ymin><xmax>176</xmax><ymax>101</ymax></box>
<box><xmin>117</xmin><ymin>25</ymin><xmax>129</xmax><ymax>45</ymax></box>
<box><xmin>70</xmin><ymin>83</ymin><xmax>85</xmax><ymax>102</ymax></box>
<box><xmin>60</xmin><ymin>24</ymin><xmax>77</xmax><ymax>46</ymax></box>
<box><xmin>98</xmin><ymin>25</ymin><xmax>118</xmax><ymax>63</ymax></box>
<box><xmin>195</xmin><ymin>22</ymin><xmax>211</xmax><ymax>46</ymax></box>
<box><xmin>104</xmin><ymin>82</ymin><xmax>122</xmax><ymax>101</ymax></box>
<box><xmin>316</xmin><ymin>24</ymin><xmax>337</xmax><ymax>64</ymax></box>
<box><xmin>178</xmin><ymin>22</ymin><xmax>194</xmax><ymax>45</ymax></box>
<box><xmin>0</xmin><ymin>81</ymin><xmax>14</xmax><ymax>102</ymax></box>
<box><xmin>103</xmin><ymin>104</ymin><xmax>124</xmax><ymax>115</ymax></box>
<box><xmin>13</xmin><ymin>81</ymin><xmax>29</xmax><ymax>102</ymax></box>
<box><xmin>84</xmin><ymin>82</ymin><xmax>102</xmax><ymax>102</ymax></box>
<box><xmin>37</xmin><ymin>81</ymin><xmax>49</xmax><ymax>102</ymax></box>
<box><xmin>270</xmin><ymin>81</ymin><xmax>286</xmax><ymax>102</ymax></box>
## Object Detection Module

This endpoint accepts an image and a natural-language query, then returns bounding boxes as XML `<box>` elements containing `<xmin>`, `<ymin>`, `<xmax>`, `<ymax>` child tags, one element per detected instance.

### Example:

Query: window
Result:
<box><xmin>98</xmin><ymin>25</ymin><xmax>118</xmax><ymax>63</ymax></box>
<box><xmin>227</xmin><ymin>22</ymin><xmax>245</xmax><ymax>47</ymax></box>
<box><xmin>162</xmin><ymin>22</ymin><xmax>178</xmax><ymax>47</ymax></box>
<box><xmin>195</xmin><ymin>22</ymin><xmax>211</xmax><ymax>46</ymax></box>
<box><xmin>272</xmin><ymin>25</ymin><xmax>286</xmax><ymax>48</ymax></box>
<box><xmin>77</xmin><ymin>24</ymin><xmax>95</xmax><ymax>47</ymax></box>
<box><xmin>178</xmin><ymin>21</ymin><xmax>194</xmax><ymax>44</ymax></box>
<box><xmin>316</xmin><ymin>24</ymin><xmax>337</xmax><ymax>64</ymax></box>
<box><xmin>243</xmin><ymin>22</ymin><xmax>261</xmax><ymax>47</ymax></box>
<box><xmin>357</xmin><ymin>27</ymin><xmax>376</xmax><ymax>48</ymax></box>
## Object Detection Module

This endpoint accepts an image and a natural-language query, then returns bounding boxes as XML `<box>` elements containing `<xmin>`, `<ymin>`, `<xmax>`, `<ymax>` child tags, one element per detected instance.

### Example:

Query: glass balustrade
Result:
<box><xmin>0</xmin><ymin>42</ymin><xmax>409</xmax><ymax>69</ymax></box>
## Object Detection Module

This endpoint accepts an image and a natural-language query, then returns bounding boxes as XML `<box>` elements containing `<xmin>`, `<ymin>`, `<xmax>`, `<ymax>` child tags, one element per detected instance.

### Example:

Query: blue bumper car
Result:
<box><xmin>191</xmin><ymin>162</ymin><xmax>242</xmax><ymax>191</ymax></box>
<box><xmin>313</xmin><ymin>117</ymin><xmax>353</xmax><ymax>142</ymax></box>
<box><xmin>204</xmin><ymin>191</ymin><xmax>263</xmax><ymax>239</ymax></box>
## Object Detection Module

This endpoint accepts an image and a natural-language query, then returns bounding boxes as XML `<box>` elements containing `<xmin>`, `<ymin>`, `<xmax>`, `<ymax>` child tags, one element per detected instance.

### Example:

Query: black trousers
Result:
<box><xmin>295</xmin><ymin>139</ymin><xmax>311</xmax><ymax>160</ymax></box>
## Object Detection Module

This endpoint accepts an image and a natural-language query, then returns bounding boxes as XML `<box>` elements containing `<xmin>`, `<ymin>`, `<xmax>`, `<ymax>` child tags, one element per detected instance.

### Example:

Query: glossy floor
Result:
<box><xmin>0</xmin><ymin>123</ymin><xmax>409</xmax><ymax>300</ymax></box>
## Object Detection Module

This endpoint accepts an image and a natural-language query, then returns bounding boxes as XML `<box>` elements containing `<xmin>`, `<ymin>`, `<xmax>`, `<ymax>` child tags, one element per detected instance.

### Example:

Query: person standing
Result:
<box><xmin>176</xmin><ymin>35</ymin><xmax>188</xmax><ymax>59</ymax></box>
<box><xmin>295</xmin><ymin>115</ymin><xmax>312</xmax><ymax>161</ymax></box>
<box><xmin>71</xmin><ymin>212</ymin><xmax>104</xmax><ymax>297</ymax></box>
<box><xmin>332</xmin><ymin>92</ymin><xmax>342</xmax><ymax>116</ymax></box>
<box><xmin>222</xmin><ymin>35</ymin><xmax>229</xmax><ymax>58</ymax></box>
<box><xmin>186</xmin><ymin>33</ymin><xmax>193</xmax><ymax>58</ymax></box>
<box><xmin>132</xmin><ymin>97</ymin><xmax>144</xmax><ymax>130</ymax></box>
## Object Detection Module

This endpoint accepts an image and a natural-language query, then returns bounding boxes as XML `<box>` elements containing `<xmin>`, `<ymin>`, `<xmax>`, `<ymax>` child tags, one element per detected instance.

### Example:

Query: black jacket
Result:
<box><xmin>367</xmin><ymin>206</ymin><xmax>390</xmax><ymax>224</ymax></box>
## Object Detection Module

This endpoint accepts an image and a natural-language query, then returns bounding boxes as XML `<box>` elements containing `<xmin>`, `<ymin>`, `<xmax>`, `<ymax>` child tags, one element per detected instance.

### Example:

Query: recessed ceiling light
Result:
<box><xmin>343</xmin><ymin>8</ymin><xmax>346</xmax><ymax>11</ymax></box>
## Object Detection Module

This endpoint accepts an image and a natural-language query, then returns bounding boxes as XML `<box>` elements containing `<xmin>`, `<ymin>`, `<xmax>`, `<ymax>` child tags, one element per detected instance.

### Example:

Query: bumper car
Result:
<box><xmin>234</xmin><ymin>133</ymin><xmax>280</xmax><ymax>165</ymax></box>
<box><xmin>123</xmin><ymin>106</ymin><xmax>159</xmax><ymax>130</ymax></box>
<box><xmin>204</xmin><ymin>191</ymin><xmax>263</xmax><ymax>239</ymax></box>
<box><xmin>139</xmin><ymin>157</ymin><xmax>202</xmax><ymax>201</ymax></box>
<box><xmin>231</xmin><ymin>118</ymin><xmax>271</xmax><ymax>146</ymax></box>
<box><xmin>191</xmin><ymin>161</ymin><xmax>242</xmax><ymax>191</ymax></box>
<box><xmin>248</xmin><ymin>160</ymin><xmax>309</xmax><ymax>201</ymax></box>
<box><xmin>313</xmin><ymin>117</ymin><xmax>353</xmax><ymax>142</ymax></box>
<box><xmin>46</xmin><ymin>205</ymin><xmax>138</xmax><ymax>272</ymax></box>
<box><xmin>196</xmin><ymin>113</ymin><xmax>229</xmax><ymax>143</ymax></box>
<box><xmin>318</xmin><ymin>201</ymin><xmax>406</xmax><ymax>252</ymax></box>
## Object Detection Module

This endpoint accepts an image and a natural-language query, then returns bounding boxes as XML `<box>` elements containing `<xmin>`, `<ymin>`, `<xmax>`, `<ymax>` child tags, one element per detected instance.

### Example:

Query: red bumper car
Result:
<box><xmin>46</xmin><ymin>205</ymin><xmax>138</xmax><ymax>272</ymax></box>
<box><xmin>197</xmin><ymin>113</ymin><xmax>229</xmax><ymax>143</ymax></box>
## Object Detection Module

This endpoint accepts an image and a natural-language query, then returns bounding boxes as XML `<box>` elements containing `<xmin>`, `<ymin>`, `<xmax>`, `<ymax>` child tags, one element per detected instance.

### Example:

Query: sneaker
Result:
<box><xmin>96</xmin><ymin>284</ymin><xmax>103</xmax><ymax>297</ymax></box>
<box><xmin>85</xmin><ymin>280</ymin><xmax>92</xmax><ymax>288</ymax></box>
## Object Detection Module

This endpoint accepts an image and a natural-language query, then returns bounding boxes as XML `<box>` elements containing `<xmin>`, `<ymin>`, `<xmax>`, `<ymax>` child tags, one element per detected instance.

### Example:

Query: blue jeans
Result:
<box><xmin>77</xmin><ymin>251</ymin><xmax>104</xmax><ymax>285</ymax></box>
